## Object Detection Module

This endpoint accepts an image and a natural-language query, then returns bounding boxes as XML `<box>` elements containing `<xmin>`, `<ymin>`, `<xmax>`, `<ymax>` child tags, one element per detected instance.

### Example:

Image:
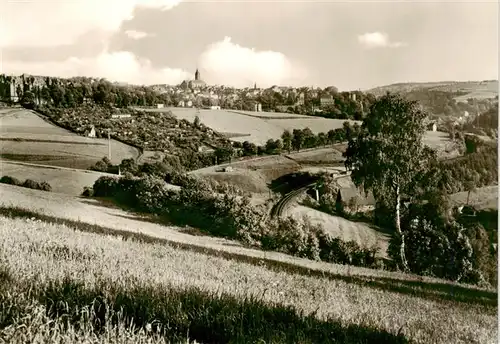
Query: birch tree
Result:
<box><xmin>344</xmin><ymin>93</ymin><xmax>432</xmax><ymax>272</ymax></box>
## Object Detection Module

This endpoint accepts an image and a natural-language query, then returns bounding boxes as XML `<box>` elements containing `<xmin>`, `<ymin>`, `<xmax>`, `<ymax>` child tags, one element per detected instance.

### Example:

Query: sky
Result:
<box><xmin>0</xmin><ymin>0</ymin><xmax>498</xmax><ymax>91</ymax></box>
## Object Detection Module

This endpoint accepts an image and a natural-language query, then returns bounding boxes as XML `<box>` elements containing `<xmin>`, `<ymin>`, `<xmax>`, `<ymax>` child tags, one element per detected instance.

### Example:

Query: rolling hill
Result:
<box><xmin>367</xmin><ymin>80</ymin><xmax>498</xmax><ymax>101</ymax></box>
<box><xmin>0</xmin><ymin>182</ymin><xmax>496</xmax><ymax>344</ymax></box>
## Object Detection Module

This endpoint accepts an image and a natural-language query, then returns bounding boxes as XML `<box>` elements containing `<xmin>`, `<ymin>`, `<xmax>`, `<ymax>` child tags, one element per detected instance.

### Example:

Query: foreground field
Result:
<box><xmin>0</xmin><ymin>159</ymin><xmax>118</xmax><ymax>196</ymax></box>
<box><xmin>0</xmin><ymin>107</ymin><xmax>139</xmax><ymax>168</ymax></box>
<box><xmin>0</xmin><ymin>210</ymin><xmax>496</xmax><ymax>343</ymax></box>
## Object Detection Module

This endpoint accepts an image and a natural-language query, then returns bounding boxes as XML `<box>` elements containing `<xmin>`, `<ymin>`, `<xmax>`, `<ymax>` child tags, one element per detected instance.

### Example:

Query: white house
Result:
<box><xmin>157</xmin><ymin>103</ymin><xmax>164</xmax><ymax>109</ymax></box>
<box><xmin>88</xmin><ymin>125</ymin><xmax>96</xmax><ymax>138</ymax></box>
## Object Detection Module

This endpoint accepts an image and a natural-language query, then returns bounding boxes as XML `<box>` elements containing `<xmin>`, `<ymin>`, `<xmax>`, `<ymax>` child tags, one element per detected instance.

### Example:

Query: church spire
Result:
<box><xmin>195</xmin><ymin>67</ymin><xmax>200</xmax><ymax>81</ymax></box>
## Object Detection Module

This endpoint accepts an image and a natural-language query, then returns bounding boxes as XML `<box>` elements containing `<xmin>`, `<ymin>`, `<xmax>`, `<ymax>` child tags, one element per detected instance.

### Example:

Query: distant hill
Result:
<box><xmin>367</xmin><ymin>80</ymin><xmax>498</xmax><ymax>101</ymax></box>
<box><xmin>366</xmin><ymin>80</ymin><xmax>498</xmax><ymax>118</ymax></box>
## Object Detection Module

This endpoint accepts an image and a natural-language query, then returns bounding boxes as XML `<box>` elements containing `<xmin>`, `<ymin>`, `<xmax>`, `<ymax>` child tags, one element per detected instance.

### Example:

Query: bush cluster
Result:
<box><xmin>86</xmin><ymin>174</ymin><xmax>380</xmax><ymax>269</ymax></box>
<box><xmin>0</xmin><ymin>176</ymin><xmax>52</xmax><ymax>192</ymax></box>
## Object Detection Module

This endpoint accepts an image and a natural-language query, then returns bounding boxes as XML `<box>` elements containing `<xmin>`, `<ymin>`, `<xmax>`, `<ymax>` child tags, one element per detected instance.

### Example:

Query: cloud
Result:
<box><xmin>357</xmin><ymin>32</ymin><xmax>408</xmax><ymax>49</ymax></box>
<box><xmin>198</xmin><ymin>37</ymin><xmax>308</xmax><ymax>88</ymax></box>
<box><xmin>1</xmin><ymin>49</ymin><xmax>192</xmax><ymax>86</ymax></box>
<box><xmin>1</xmin><ymin>36</ymin><xmax>306</xmax><ymax>88</ymax></box>
<box><xmin>0</xmin><ymin>0</ymin><xmax>182</xmax><ymax>48</ymax></box>
<box><xmin>125</xmin><ymin>30</ymin><xmax>154</xmax><ymax>40</ymax></box>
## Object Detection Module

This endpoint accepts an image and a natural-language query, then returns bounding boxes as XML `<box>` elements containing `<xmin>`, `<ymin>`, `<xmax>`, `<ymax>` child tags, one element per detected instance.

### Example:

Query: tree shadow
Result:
<box><xmin>0</xmin><ymin>206</ymin><xmax>496</xmax><ymax>309</ymax></box>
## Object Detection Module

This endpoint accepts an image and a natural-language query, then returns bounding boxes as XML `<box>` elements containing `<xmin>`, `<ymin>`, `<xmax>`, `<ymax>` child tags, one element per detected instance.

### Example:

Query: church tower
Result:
<box><xmin>195</xmin><ymin>68</ymin><xmax>200</xmax><ymax>81</ymax></box>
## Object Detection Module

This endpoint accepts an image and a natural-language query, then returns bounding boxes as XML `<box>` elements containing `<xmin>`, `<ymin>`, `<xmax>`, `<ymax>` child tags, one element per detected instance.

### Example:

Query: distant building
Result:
<box><xmin>210</xmin><ymin>105</ymin><xmax>221</xmax><ymax>110</ymax></box>
<box><xmin>157</xmin><ymin>103</ymin><xmax>164</xmax><ymax>109</ymax></box>
<box><xmin>180</xmin><ymin>68</ymin><xmax>207</xmax><ymax>90</ymax></box>
<box><xmin>320</xmin><ymin>95</ymin><xmax>335</xmax><ymax>106</ymax></box>
<box><xmin>111</xmin><ymin>114</ymin><xmax>132</xmax><ymax>119</ymax></box>
<box><xmin>296</xmin><ymin>93</ymin><xmax>305</xmax><ymax>106</ymax></box>
<box><xmin>427</xmin><ymin>122</ymin><xmax>437</xmax><ymax>132</ymax></box>
<box><xmin>254</xmin><ymin>103</ymin><xmax>262</xmax><ymax>112</ymax></box>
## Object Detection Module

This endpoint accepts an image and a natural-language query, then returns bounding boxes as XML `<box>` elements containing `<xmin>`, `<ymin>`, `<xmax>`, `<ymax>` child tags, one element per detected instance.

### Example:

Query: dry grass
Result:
<box><xmin>450</xmin><ymin>186</ymin><xmax>498</xmax><ymax>210</ymax></box>
<box><xmin>0</xmin><ymin>212</ymin><xmax>496</xmax><ymax>344</ymax></box>
<box><xmin>0</xmin><ymin>108</ymin><xmax>139</xmax><ymax>168</ymax></box>
<box><xmin>289</xmin><ymin>205</ymin><xmax>390</xmax><ymax>258</ymax></box>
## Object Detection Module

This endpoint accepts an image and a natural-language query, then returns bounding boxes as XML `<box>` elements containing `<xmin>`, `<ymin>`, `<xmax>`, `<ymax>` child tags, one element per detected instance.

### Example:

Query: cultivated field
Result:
<box><xmin>0</xmin><ymin>108</ymin><xmax>140</xmax><ymax>169</ymax></box>
<box><xmin>228</xmin><ymin>109</ymin><xmax>312</xmax><ymax>119</ymax></box>
<box><xmin>450</xmin><ymin>186</ymin><xmax>498</xmax><ymax>210</ymax></box>
<box><xmin>286</xmin><ymin>146</ymin><xmax>345</xmax><ymax>165</ymax></box>
<box><xmin>0</xmin><ymin>208</ymin><xmax>496</xmax><ymax>344</ymax></box>
<box><xmin>0</xmin><ymin>160</ymin><xmax>119</xmax><ymax>196</ymax></box>
<box><xmin>145</xmin><ymin>107</ymin><xmax>360</xmax><ymax>146</ymax></box>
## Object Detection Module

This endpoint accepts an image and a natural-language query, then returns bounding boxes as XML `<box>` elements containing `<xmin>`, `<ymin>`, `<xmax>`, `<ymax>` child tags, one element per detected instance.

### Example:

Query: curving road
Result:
<box><xmin>270</xmin><ymin>172</ymin><xmax>351</xmax><ymax>218</ymax></box>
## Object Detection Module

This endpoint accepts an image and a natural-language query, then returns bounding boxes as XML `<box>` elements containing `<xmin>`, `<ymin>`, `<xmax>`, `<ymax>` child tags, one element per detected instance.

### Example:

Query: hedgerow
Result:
<box><xmin>86</xmin><ymin>175</ymin><xmax>381</xmax><ymax>269</ymax></box>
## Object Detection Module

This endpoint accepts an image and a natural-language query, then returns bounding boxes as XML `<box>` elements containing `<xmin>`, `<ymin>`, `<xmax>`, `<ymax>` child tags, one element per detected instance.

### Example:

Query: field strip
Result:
<box><xmin>0</xmin><ymin>158</ymin><xmax>116</xmax><ymax>175</ymax></box>
<box><xmin>0</xmin><ymin>137</ymin><xmax>106</xmax><ymax>146</ymax></box>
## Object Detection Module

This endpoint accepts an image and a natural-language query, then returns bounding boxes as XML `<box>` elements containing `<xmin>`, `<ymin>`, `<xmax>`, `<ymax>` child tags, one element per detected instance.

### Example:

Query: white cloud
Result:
<box><xmin>0</xmin><ymin>0</ymin><xmax>182</xmax><ymax>48</ymax></box>
<box><xmin>125</xmin><ymin>30</ymin><xmax>154</xmax><ymax>40</ymax></box>
<box><xmin>357</xmin><ymin>32</ymin><xmax>408</xmax><ymax>49</ymax></box>
<box><xmin>1</xmin><ymin>36</ymin><xmax>306</xmax><ymax>88</ymax></box>
<box><xmin>198</xmin><ymin>37</ymin><xmax>308</xmax><ymax>88</ymax></box>
<box><xmin>1</xmin><ymin>49</ymin><xmax>191</xmax><ymax>86</ymax></box>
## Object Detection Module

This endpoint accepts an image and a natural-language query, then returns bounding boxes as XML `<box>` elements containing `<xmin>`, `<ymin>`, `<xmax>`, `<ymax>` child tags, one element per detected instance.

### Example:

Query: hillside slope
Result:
<box><xmin>0</xmin><ymin>198</ymin><xmax>496</xmax><ymax>344</ymax></box>
<box><xmin>0</xmin><ymin>107</ymin><xmax>139</xmax><ymax>168</ymax></box>
<box><xmin>367</xmin><ymin>80</ymin><xmax>498</xmax><ymax>100</ymax></box>
<box><xmin>0</xmin><ymin>159</ymin><xmax>120</xmax><ymax>196</ymax></box>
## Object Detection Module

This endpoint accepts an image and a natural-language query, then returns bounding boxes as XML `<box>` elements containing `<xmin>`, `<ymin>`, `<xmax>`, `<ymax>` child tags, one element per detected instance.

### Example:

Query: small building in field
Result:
<box><xmin>427</xmin><ymin>122</ymin><xmax>437</xmax><ymax>132</ymax></box>
<box><xmin>157</xmin><ymin>103</ymin><xmax>164</xmax><ymax>109</ymax></box>
<box><xmin>88</xmin><ymin>126</ymin><xmax>96</xmax><ymax>138</ymax></box>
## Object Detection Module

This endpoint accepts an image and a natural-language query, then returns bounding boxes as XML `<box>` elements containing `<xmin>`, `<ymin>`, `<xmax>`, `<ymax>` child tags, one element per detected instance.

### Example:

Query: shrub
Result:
<box><xmin>135</xmin><ymin>176</ymin><xmax>175</xmax><ymax>213</ymax></box>
<box><xmin>390</xmin><ymin>217</ymin><xmax>475</xmax><ymax>282</ymax></box>
<box><xmin>92</xmin><ymin>176</ymin><xmax>120</xmax><ymax>198</ymax></box>
<box><xmin>23</xmin><ymin>179</ymin><xmax>41</xmax><ymax>190</ymax></box>
<box><xmin>81</xmin><ymin>186</ymin><xmax>94</xmax><ymax>197</ymax></box>
<box><xmin>1</xmin><ymin>176</ymin><xmax>51</xmax><ymax>192</ymax></box>
<box><xmin>39</xmin><ymin>181</ymin><xmax>52</xmax><ymax>192</ymax></box>
<box><xmin>0</xmin><ymin>176</ymin><xmax>22</xmax><ymax>186</ymax></box>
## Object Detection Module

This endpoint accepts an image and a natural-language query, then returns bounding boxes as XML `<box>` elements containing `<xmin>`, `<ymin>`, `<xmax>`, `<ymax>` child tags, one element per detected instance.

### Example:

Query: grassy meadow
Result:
<box><xmin>450</xmin><ymin>186</ymin><xmax>498</xmax><ymax>210</ymax></box>
<box><xmin>0</xmin><ymin>209</ymin><xmax>497</xmax><ymax>344</ymax></box>
<box><xmin>290</xmin><ymin>205</ymin><xmax>390</xmax><ymax>258</ymax></box>
<box><xmin>0</xmin><ymin>107</ymin><xmax>139</xmax><ymax>168</ymax></box>
<box><xmin>0</xmin><ymin>160</ymin><xmax>118</xmax><ymax>196</ymax></box>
